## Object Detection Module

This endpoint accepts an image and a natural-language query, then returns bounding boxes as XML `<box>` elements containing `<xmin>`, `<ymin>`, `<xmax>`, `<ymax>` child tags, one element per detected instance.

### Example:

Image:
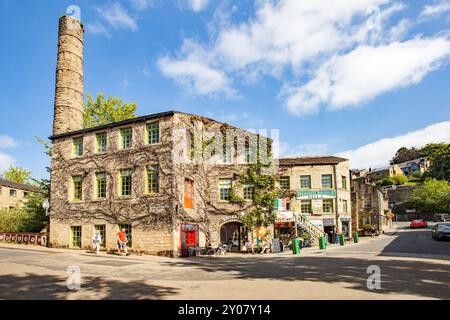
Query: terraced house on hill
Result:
<box><xmin>48</xmin><ymin>15</ymin><xmax>272</xmax><ymax>256</ymax></box>
<box><xmin>0</xmin><ymin>179</ymin><xmax>41</xmax><ymax>210</ymax></box>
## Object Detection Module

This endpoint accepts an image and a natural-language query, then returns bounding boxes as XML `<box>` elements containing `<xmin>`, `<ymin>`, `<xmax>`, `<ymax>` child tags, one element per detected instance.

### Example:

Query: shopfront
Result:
<box><xmin>274</xmin><ymin>211</ymin><xmax>296</xmax><ymax>247</ymax></box>
<box><xmin>341</xmin><ymin>218</ymin><xmax>350</xmax><ymax>237</ymax></box>
<box><xmin>323</xmin><ymin>218</ymin><xmax>335</xmax><ymax>243</ymax></box>
<box><xmin>180</xmin><ymin>223</ymin><xmax>199</xmax><ymax>257</ymax></box>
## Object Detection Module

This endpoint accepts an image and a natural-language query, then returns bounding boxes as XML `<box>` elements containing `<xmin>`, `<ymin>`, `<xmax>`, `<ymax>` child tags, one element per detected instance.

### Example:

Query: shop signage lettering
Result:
<box><xmin>221</xmin><ymin>215</ymin><xmax>243</xmax><ymax>223</ymax></box>
<box><xmin>296</xmin><ymin>190</ymin><xmax>336</xmax><ymax>199</ymax></box>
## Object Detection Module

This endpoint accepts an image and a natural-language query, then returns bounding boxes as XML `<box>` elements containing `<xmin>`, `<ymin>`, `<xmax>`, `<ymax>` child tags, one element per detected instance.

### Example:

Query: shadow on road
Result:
<box><xmin>0</xmin><ymin>273</ymin><xmax>178</xmax><ymax>300</ymax></box>
<box><xmin>163</xmin><ymin>256</ymin><xmax>450</xmax><ymax>299</ymax></box>
<box><xmin>380</xmin><ymin>228</ymin><xmax>450</xmax><ymax>260</ymax></box>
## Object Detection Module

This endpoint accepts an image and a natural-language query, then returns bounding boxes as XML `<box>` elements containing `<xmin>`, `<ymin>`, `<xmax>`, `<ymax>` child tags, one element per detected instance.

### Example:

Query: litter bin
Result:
<box><xmin>319</xmin><ymin>235</ymin><xmax>327</xmax><ymax>250</ymax></box>
<box><xmin>339</xmin><ymin>234</ymin><xmax>345</xmax><ymax>246</ymax></box>
<box><xmin>353</xmin><ymin>232</ymin><xmax>359</xmax><ymax>243</ymax></box>
<box><xmin>292</xmin><ymin>238</ymin><xmax>300</xmax><ymax>254</ymax></box>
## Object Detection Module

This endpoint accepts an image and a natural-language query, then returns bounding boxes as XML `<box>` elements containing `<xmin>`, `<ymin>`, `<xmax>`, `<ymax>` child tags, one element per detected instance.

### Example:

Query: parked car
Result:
<box><xmin>410</xmin><ymin>219</ymin><xmax>428</xmax><ymax>228</ymax></box>
<box><xmin>432</xmin><ymin>223</ymin><xmax>450</xmax><ymax>241</ymax></box>
<box><xmin>432</xmin><ymin>214</ymin><xmax>449</xmax><ymax>222</ymax></box>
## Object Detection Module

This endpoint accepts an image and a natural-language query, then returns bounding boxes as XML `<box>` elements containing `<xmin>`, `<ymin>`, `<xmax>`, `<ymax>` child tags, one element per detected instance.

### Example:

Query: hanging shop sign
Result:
<box><xmin>275</xmin><ymin>198</ymin><xmax>287</xmax><ymax>211</ymax></box>
<box><xmin>275</xmin><ymin>211</ymin><xmax>295</xmax><ymax>220</ymax></box>
<box><xmin>296</xmin><ymin>190</ymin><xmax>336</xmax><ymax>200</ymax></box>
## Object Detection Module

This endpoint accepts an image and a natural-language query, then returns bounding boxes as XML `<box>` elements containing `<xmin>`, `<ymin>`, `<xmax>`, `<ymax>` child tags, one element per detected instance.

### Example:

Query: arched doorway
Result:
<box><xmin>220</xmin><ymin>221</ymin><xmax>246</xmax><ymax>252</ymax></box>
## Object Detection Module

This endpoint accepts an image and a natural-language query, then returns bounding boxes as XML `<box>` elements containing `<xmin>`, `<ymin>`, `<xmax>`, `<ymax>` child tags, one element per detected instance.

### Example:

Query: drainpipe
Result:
<box><xmin>333</xmin><ymin>164</ymin><xmax>340</xmax><ymax>236</ymax></box>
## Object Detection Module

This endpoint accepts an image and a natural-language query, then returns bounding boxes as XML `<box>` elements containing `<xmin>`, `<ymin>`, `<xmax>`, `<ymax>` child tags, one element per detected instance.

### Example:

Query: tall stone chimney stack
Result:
<box><xmin>52</xmin><ymin>15</ymin><xmax>84</xmax><ymax>135</ymax></box>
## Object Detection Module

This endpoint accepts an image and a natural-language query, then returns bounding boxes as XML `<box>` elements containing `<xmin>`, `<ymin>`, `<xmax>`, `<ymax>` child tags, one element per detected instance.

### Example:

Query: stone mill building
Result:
<box><xmin>48</xmin><ymin>15</ymin><xmax>273</xmax><ymax>257</ymax></box>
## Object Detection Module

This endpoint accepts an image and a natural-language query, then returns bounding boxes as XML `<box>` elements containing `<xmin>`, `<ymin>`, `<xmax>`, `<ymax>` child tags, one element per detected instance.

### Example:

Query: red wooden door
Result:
<box><xmin>185</xmin><ymin>230</ymin><xmax>196</xmax><ymax>247</ymax></box>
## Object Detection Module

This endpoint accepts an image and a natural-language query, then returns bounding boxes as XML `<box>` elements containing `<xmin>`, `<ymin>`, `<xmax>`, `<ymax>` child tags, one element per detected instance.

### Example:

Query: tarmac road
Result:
<box><xmin>0</xmin><ymin>223</ymin><xmax>449</xmax><ymax>300</ymax></box>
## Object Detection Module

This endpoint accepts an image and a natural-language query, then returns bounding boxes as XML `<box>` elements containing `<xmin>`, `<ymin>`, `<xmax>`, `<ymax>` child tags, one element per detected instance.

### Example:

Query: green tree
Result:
<box><xmin>421</xmin><ymin>143</ymin><xmax>450</xmax><ymax>182</ymax></box>
<box><xmin>83</xmin><ymin>93</ymin><xmax>137</xmax><ymax>128</ymax></box>
<box><xmin>391</xmin><ymin>147</ymin><xmax>420</xmax><ymax>164</ymax></box>
<box><xmin>1</xmin><ymin>165</ymin><xmax>32</xmax><ymax>183</ymax></box>
<box><xmin>412</xmin><ymin>179</ymin><xmax>450</xmax><ymax>213</ymax></box>
<box><xmin>375</xmin><ymin>174</ymin><xmax>408</xmax><ymax>187</ymax></box>
<box><xmin>230</xmin><ymin>162</ymin><xmax>280</xmax><ymax>229</ymax></box>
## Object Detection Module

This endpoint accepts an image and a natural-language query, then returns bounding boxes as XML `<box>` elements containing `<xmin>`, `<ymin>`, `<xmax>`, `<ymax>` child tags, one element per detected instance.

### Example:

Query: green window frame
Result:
<box><xmin>94</xmin><ymin>225</ymin><xmax>106</xmax><ymax>248</ymax></box>
<box><xmin>118</xmin><ymin>223</ymin><xmax>132</xmax><ymax>247</ymax></box>
<box><xmin>321</xmin><ymin>174</ymin><xmax>333</xmax><ymax>189</ymax></box>
<box><xmin>323</xmin><ymin>199</ymin><xmax>334</xmax><ymax>213</ymax></box>
<box><xmin>147</xmin><ymin>122</ymin><xmax>160</xmax><ymax>144</ymax></box>
<box><xmin>343</xmin><ymin>200</ymin><xmax>348</xmax><ymax>213</ymax></box>
<box><xmin>120</xmin><ymin>169</ymin><xmax>132</xmax><ymax>196</ymax></box>
<box><xmin>96</xmin><ymin>133</ymin><xmax>107</xmax><ymax>153</ymax></box>
<box><xmin>300</xmin><ymin>175</ymin><xmax>311</xmax><ymax>189</ymax></box>
<box><xmin>70</xmin><ymin>226</ymin><xmax>82</xmax><ymax>248</ymax></box>
<box><xmin>72</xmin><ymin>176</ymin><xmax>83</xmax><ymax>201</ymax></box>
<box><xmin>146</xmin><ymin>165</ymin><xmax>159</xmax><ymax>193</ymax></box>
<box><xmin>342</xmin><ymin>176</ymin><xmax>347</xmax><ymax>190</ymax></box>
<box><xmin>120</xmin><ymin>128</ymin><xmax>132</xmax><ymax>150</ymax></box>
<box><xmin>280</xmin><ymin>176</ymin><xmax>290</xmax><ymax>190</ymax></box>
<box><xmin>96</xmin><ymin>173</ymin><xmax>106</xmax><ymax>199</ymax></box>
<box><xmin>72</xmin><ymin>138</ymin><xmax>83</xmax><ymax>157</ymax></box>
<box><xmin>301</xmin><ymin>200</ymin><xmax>312</xmax><ymax>214</ymax></box>
<box><xmin>120</xmin><ymin>169</ymin><xmax>133</xmax><ymax>196</ymax></box>
<box><xmin>219</xmin><ymin>178</ymin><xmax>232</xmax><ymax>201</ymax></box>
<box><xmin>243</xmin><ymin>185</ymin><xmax>254</xmax><ymax>201</ymax></box>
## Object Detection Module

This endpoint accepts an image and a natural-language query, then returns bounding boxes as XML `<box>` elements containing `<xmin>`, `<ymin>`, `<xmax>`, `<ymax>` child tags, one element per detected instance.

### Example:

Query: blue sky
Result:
<box><xmin>0</xmin><ymin>0</ymin><xmax>450</xmax><ymax>180</ymax></box>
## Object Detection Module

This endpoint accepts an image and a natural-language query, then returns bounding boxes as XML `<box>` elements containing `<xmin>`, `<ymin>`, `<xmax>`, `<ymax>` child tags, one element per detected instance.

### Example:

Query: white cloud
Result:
<box><xmin>96</xmin><ymin>3</ymin><xmax>138</xmax><ymax>31</ymax></box>
<box><xmin>284</xmin><ymin>37</ymin><xmax>450</xmax><ymax>115</ymax></box>
<box><xmin>0</xmin><ymin>135</ymin><xmax>16</xmax><ymax>148</ymax></box>
<box><xmin>86</xmin><ymin>21</ymin><xmax>111</xmax><ymax>38</ymax></box>
<box><xmin>421</xmin><ymin>0</ymin><xmax>450</xmax><ymax>17</ymax></box>
<box><xmin>188</xmin><ymin>0</ymin><xmax>209</xmax><ymax>12</ymax></box>
<box><xmin>158</xmin><ymin>40</ymin><xmax>234</xmax><ymax>96</ymax></box>
<box><xmin>0</xmin><ymin>135</ymin><xmax>16</xmax><ymax>172</ymax></box>
<box><xmin>160</xmin><ymin>0</ymin><xmax>450</xmax><ymax>114</ymax></box>
<box><xmin>130</xmin><ymin>0</ymin><xmax>153</xmax><ymax>11</ymax></box>
<box><xmin>0</xmin><ymin>153</ymin><xmax>15</xmax><ymax>172</ymax></box>
<box><xmin>335</xmin><ymin>121</ymin><xmax>450</xmax><ymax>169</ymax></box>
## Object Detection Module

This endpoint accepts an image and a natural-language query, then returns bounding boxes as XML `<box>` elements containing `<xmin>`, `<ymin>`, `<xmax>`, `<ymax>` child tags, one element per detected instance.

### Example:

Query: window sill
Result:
<box><xmin>118</xmin><ymin>195</ymin><xmax>134</xmax><ymax>200</ymax></box>
<box><xmin>91</xmin><ymin>198</ymin><xmax>107</xmax><ymax>202</ymax></box>
<box><xmin>143</xmin><ymin>192</ymin><xmax>160</xmax><ymax>197</ymax></box>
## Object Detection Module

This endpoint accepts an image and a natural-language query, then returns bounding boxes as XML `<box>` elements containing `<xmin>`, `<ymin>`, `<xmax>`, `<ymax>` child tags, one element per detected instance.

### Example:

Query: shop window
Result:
<box><xmin>70</xmin><ymin>226</ymin><xmax>82</xmax><ymax>248</ymax></box>
<box><xmin>301</xmin><ymin>200</ymin><xmax>312</xmax><ymax>214</ymax></box>
<box><xmin>184</xmin><ymin>178</ymin><xmax>194</xmax><ymax>208</ymax></box>
<box><xmin>323</xmin><ymin>199</ymin><xmax>334</xmax><ymax>213</ymax></box>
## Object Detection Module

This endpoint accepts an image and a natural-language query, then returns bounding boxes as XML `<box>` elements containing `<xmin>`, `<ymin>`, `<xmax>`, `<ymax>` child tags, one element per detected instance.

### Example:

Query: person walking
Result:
<box><xmin>92</xmin><ymin>231</ymin><xmax>102</xmax><ymax>255</ymax></box>
<box><xmin>117</xmin><ymin>228</ymin><xmax>129</xmax><ymax>256</ymax></box>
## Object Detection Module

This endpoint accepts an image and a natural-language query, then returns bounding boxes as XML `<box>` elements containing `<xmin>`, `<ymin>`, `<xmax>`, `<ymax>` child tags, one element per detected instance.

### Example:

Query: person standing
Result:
<box><xmin>92</xmin><ymin>231</ymin><xmax>102</xmax><ymax>255</ymax></box>
<box><xmin>117</xmin><ymin>228</ymin><xmax>129</xmax><ymax>256</ymax></box>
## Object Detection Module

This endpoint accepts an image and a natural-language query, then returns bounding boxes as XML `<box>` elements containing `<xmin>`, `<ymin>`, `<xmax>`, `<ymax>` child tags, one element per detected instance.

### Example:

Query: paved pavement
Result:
<box><xmin>0</xmin><ymin>223</ymin><xmax>449</xmax><ymax>300</ymax></box>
